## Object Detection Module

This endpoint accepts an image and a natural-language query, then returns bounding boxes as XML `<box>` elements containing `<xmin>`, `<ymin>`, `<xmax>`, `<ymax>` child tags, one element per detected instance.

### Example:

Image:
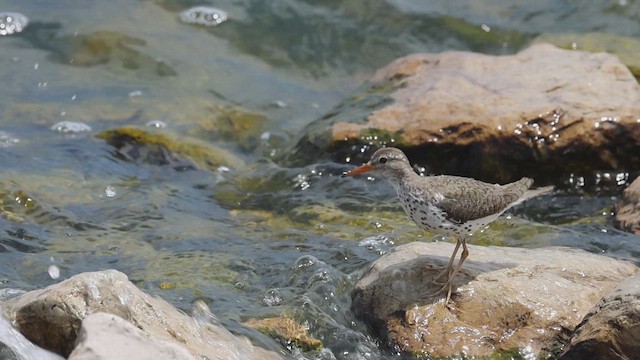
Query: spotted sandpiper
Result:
<box><xmin>344</xmin><ymin>147</ymin><xmax>553</xmax><ymax>304</ymax></box>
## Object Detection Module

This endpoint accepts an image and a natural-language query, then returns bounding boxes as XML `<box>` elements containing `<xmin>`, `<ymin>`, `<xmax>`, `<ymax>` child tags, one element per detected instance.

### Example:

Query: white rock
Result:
<box><xmin>68</xmin><ymin>313</ymin><xmax>195</xmax><ymax>360</ymax></box>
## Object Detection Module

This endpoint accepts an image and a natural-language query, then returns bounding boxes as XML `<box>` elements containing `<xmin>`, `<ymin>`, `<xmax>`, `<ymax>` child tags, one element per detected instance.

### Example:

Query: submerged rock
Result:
<box><xmin>351</xmin><ymin>242</ymin><xmax>638</xmax><ymax>358</ymax></box>
<box><xmin>1</xmin><ymin>270</ymin><xmax>283</xmax><ymax>359</ymax></box>
<box><xmin>96</xmin><ymin>126</ymin><xmax>245</xmax><ymax>171</ymax></box>
<box><xmin>614</xmin><ymin>177</ymin><xmax>640</xmax><ymax>235</ymax></box>
<box><xmin>558</xmin><ymin>273</ymin><xmax>640</xmax><ymax>360</ymax></box>
<box><xmin>286</xmin><ymin>44</ymin><xmax>640</xmax><ymax>183</ymax></box>
<box><xmin>244</xmin><ymin>316</ymin><xmax>323</xmax><ymax>351</ymax></box>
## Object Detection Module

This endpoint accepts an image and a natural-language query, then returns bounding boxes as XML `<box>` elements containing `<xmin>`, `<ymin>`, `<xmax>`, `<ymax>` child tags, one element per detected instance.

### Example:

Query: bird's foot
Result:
<box><xmin>427</xmin><ymin>277</ymin><xmax>455</xmax><ymax>306</ymax></box>
<box><xmin>431</xmin><ymin>265</ymin><xmax>453</xmax><ymax>285</ymax></box>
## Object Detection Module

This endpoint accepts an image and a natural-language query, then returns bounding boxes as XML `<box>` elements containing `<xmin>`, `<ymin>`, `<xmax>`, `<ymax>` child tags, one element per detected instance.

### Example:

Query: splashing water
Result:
<box><xmin>0</xmin><ymin>311</ymin><xmax>64</xmax><ymax>360</ymax></box>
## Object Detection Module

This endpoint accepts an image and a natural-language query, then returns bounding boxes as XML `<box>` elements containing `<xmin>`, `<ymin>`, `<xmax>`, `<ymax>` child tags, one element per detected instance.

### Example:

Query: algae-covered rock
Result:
<box><xmin>534</xmin><ymin>32</ymin><xmax>640</xmax><ymax>79</ymax></box>
<box><xmin>23</xmin><ymin>30</ymin><xmax>176</xmax><ymax>76</ymax></box>
<box><xmin>96</xmin><ymin>127</ymin><xmax>244</xmax><ymax>171</ymax></box>
<box><xmin>189</xmin><ymin>105</ymin><xmax>267</xmax><ymax>150</ymax></box>
<box><xmin>244</xmin><ymin>316</ymin><xmax>322</xmax><ymax>351</ymax></box>
<box><xmin>0</xmin><ymin>187</ymin><xmax>38</xmax><ymax>223</ymax></box>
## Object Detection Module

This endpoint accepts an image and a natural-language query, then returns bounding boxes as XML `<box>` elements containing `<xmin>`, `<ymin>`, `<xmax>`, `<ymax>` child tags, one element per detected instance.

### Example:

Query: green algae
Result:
<box><xmin>244</xmin><ymin>316</ymin><xmax>323</xmax><ymax>351</ymax></box>
<box><xmin>189</xmin><ymin>105</ymin><xmax>267</xmax><ymax>150</ymax></box>
<box><xmin>95</xmin><ymin>126</ymin><xmax>245</xmax><ymax>171</ymax></box>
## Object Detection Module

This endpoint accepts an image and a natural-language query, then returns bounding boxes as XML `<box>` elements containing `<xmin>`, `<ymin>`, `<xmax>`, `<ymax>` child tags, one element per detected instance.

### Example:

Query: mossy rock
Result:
<box><xmin>96</xmin><ymin>126</ymin><xmax>244</xmax><ymax>171</ymax></box>
<box><xmin>243</xmin><ymin>316</ymin><xmax>323</xmax><ymax>351</ymax></box>
<box><xmin>190</xmin><ymin>105</ymin><xmax>267</xmax><ymax>150</ymax></box>
<box><xmin>23</xmin><ymin>29</ymin><xmax>176</xmax><ymax>76</ymax></box>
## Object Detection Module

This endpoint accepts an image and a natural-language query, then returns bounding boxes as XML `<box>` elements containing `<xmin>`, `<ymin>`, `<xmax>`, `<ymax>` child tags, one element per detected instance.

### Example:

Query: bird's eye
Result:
<box><xmin>379</xmin><ymin>157</ymin><xmax>388</xmax><ymax>164</ymax></box>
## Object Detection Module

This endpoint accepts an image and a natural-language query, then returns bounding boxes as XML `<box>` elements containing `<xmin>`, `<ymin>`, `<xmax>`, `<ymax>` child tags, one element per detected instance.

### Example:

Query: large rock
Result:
<box><xmin>1</xmin><ymin>270</ymin><xmax>283</xmax><ymax>360</ymax></box>
<box><xmin>351</xmin><ymin>242</ymin><xmax>638</xmax><ymax>358</ymax></box>
<box><xmin>559</xmin><ymin>273</ymin><xmax>640</xmax><ymax>360</ymax></box>
<box><xmin>286</xmin><ymin>44</ymin><xmax>640</xmax><ymax>183</ymax></box>
<box><xmin>615</xmin><ymin>176</ymin><xmax>640</xmax><ymax>235</ymax></box>
<box><xmin>68</xmin><ymin>313</ymin><xmax>195</xmax><ymax>360</ymax></box>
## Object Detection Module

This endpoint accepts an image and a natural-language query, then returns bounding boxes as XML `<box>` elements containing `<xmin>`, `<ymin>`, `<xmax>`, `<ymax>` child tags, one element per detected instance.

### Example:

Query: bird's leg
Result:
<box><xmin>444</xmin><ymin>237</ymin><xmax>469</xmax><ymax>304</ymax></box>
<box><xmin>427</xmin><ymin>237</ymin><xmax>468</xmax><ymax>305</ymax></box>
<box><xmin>432</xmin><ymin>238</ymin><xmax>460</xmax><ymax>284</ymax></box>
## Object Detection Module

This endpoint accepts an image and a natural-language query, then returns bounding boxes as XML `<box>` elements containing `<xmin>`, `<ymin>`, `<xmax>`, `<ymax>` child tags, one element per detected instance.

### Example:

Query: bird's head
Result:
<box><xmin>343</xmin><ymin>147</ymin><xmax>413</xmax><ymax>182</ymax></box>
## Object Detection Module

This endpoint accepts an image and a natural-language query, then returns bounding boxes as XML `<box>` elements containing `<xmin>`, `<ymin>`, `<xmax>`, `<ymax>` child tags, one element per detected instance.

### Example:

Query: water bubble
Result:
<box><xmin>0</xmin><ymin>131</ymin><xmax>20</xmax><ymax>148</ymax></box>
<box><xmin>48</xmin><ymin>265</ymin><xmax>60</xmax><ymax>279</ymax></box>
<box><xmin>294</xmin><ymin>255</ymin><xmax>318</xmax><ymax>269</ymax></box>
<box><xmin>272</xmin><ymin>100</ymin><xmax>288</xmax><ymax>108</ymax></box>
<box><xmin>145</xmin><ymin>120</ymin><xmax>167</xmax><ymax>128</ymax></box>
<box><xmin>128</xmin><ymin>90</ymin><xmax>143</xmax><ymax>98</ymax></box>
<box><xmin>263</xmin><ymin>288</ymin><xmax>283</xmax><ymax>306</ymax></box>
<box><xmin>0</xmin><ymin>12</ymin><xmax>28</xmax><ymax>36</ymax></box>
<box><xmin>105</xmin><ymin>185</ymin><xmax>117</xmax><ymax>198</ymax></box>
<box><xmin>180</xmin><ymin>6</ymin><xmax>228</xmax><ymax>27</ymax></box>
<box><xmin>50</xmin><ymin>121</ymin><xmax>92</xmax><ymax>133</ymax></box>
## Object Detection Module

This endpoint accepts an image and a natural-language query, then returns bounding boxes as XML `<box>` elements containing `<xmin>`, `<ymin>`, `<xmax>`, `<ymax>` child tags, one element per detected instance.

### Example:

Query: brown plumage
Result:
<box><xmin>345</xmin><ymin>147</ymin><xmax>553</xmax><ymax>304</ymax></box>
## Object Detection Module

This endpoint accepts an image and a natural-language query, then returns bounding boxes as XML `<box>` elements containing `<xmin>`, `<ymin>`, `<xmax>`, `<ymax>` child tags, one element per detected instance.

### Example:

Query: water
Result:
<box><xmin>0</xmin><ymin>1</ymin><xmax>639</xmax><ymax>359</ymax></box>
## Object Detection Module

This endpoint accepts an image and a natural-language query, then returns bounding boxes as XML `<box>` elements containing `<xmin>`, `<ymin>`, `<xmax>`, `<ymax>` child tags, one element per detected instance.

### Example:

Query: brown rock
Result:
<box><xmin>351</xmin><ymin>242</ymin><xmax>638</xmax><ymax>358</ymax></box>
<box><xmin>287</xmin><ymin>44</ymin><xmax>640</xmax><ymax>183</ymax></box>
<box><xmin>2</xmin><ymin>270</ymin><xmax>283</xmax><ymax>360</ymax></box>
<box><xmin>559</xmin><ymin>273</ymin><xmax>640</xmax><ymax>360</ymax></box>
<box><xmin>244</xmin><ymin>316</ymin><xmax>323</xmax><ymax>351</ymax></box>
<box><xmin>615</xmin><ymin>177</ymin><xmax>640</xmax><ymax>235</ymax></box>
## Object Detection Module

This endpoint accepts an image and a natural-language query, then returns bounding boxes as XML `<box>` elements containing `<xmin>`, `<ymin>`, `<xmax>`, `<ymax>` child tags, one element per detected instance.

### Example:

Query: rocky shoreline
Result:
<box><xmin>2</xmin><ymin>43</ymin><xmax>640</xmax><ymax>359</ymax></box>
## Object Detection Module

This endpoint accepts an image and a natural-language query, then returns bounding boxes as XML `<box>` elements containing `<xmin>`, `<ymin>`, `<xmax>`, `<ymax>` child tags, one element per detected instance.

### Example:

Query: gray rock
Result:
<box><xmin>559</xmin><ymin>273</ymin><xmax>640</xmax><ymax>360</ymax></box>
<box><xmin>2</xmin><ymin>269</ymin><xmax>283</xmax><ymax>359</ymax></box>
<box><xmin>351</xmin><ymin>241</ymin><xmax>638</xmax><ymax>358</ymax></box>
<box><xmin>615</xmin><ymin>177</ymin><xmax>640</xmax><ymax>235</ymax></box>
<box><xmin>68</xmin><ymin>312</ymin><xmax>195</xmax><ymax>360</ymax></box>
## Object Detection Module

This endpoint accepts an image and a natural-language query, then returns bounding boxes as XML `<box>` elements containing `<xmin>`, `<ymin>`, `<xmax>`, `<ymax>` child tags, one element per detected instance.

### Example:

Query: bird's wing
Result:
<box><xmin>430</xmin><ymin>177</ymin><xmax>527</xmax><ymax>223</ymax></box>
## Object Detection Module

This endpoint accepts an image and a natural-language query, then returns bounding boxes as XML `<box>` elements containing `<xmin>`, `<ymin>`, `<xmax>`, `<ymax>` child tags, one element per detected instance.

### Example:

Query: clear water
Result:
<box><xmin>0</xmin><ymin>1</ymin><xmax>639</xmax><ymax>359</ymax></box>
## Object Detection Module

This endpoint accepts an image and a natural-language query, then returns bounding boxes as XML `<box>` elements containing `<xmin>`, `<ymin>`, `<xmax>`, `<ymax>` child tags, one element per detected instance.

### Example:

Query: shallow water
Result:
<box><xmin>1</xmin><ymin>1</ymin><xmax>639</xmax><ymax>359</ymax></box>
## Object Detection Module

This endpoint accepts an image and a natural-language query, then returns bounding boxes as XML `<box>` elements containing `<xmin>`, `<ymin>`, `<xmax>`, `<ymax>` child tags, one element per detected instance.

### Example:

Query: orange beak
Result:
<box><xmin>343</xmin><ymin>164</ymin><xmax>374</xmax><ymax>177</ymax></box>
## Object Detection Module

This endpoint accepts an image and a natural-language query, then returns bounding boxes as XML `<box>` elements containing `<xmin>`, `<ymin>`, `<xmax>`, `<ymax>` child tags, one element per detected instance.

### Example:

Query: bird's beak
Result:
<box><xmin>343</xmin><ymin>164</ymin><xmax>374</xmax><ymax>177</ymax></box>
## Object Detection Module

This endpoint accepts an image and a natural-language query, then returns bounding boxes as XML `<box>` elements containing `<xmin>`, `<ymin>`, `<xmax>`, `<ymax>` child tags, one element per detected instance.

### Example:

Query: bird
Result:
<box><xmin>343</xmin><ymin>147</ymin><xmax>553</xmax><ymax>304</ymax></box>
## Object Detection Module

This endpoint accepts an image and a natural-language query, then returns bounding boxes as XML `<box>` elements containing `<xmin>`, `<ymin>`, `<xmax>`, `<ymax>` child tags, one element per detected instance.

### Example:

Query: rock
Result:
<box><xmin>614</xmin><ymin>177</ymin><xmax>640</xmax><ymax>235</ymax></box>
<box><xmin>95</xmin><ymin>127</ymin><xmax>245</xmax><ymax>171</ymax></box>
<box><xmin>351</xmin><ymin>242</ymin><xmax>638</xmax><ymax>358</ymax></box>
<box><xmin>244</xmin><ymin>316</ymin><xmax>323</xmax><ymax>351</ymax></box>
<box><xmin>558</xmin><ymin>273</ymin><xmax>640</xmax><ymax>360</ymax></box>
<box><xmin>2</xmin><ymin>270</ymin><xmax>283</xmax><ymax>359</ymax></box>
<box><xmin>68</xmin><ymin>313</ymin><xmax>195</xmax><ymax>360</ymax></box>
<box><xmin>286</xmin><ymin>44</ymin><xmax>640</xmax><ymax>183</ymax></box>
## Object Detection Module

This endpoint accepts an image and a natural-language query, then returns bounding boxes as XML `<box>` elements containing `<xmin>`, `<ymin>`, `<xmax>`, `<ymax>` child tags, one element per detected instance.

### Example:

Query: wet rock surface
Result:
<box><xmin>287</xmin><ymin>44</ymin><xmax>640</xmax><ymax>183</ymax></box>
<box><xmin>558</xmin><ymin>273</ymin><xmax>640</xmax><ymax>360</ymax></box>
<box><xmin>1</xmin><ymin>270</ymin><xmax>283</xmax><ymax>359</ymax></box>
<box><xmin>351</xmin><ymin>241</ymin><xmax>638</xmax><ymax>358</ymax></box>
<box><xmin>615</xmin><ymin>176</ymin><xmax>640</xmax><ymax>235</ymax></box>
